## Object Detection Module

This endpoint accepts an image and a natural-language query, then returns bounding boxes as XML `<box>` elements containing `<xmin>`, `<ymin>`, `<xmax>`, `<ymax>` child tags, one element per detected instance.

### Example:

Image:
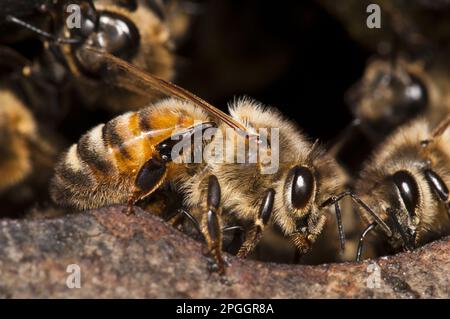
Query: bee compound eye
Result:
<box><xmin>405</xmin><ymin>74</ymin><xmax>428</xmax><ymax>109</ymax></box>
<box><xmin>392</xmin><ymin>170</ymin><xmax>420</xmax><ymax>218</ymax></box>
<box><xmin>290</xmin><ymin>166</ymin><xmax>314</xmax><ymax>209</ymax></box>
<box><xmin>86</xmin><ymin>12</ymin><xmax>140</xmax><ymax>59</ymax></box>
<box><xmin>424</xmin><ymin>169</ymin><xmax>449</xmax><ymax>202</ymax></box>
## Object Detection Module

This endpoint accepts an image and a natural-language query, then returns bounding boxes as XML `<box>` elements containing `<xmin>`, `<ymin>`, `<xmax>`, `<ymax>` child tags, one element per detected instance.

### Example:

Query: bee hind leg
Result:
<box><xmin>126</xmin><ymin>121</ymin><xmax>216</xmax><ymax>215</ymax></box>
<box><xmin>237</xmin><ymin>188</ymin><xmax>275</xmax><ymax>259</ymax></box>
<box><xmin>125</xmin><ymin>157</ymin><xmax>168</xmax><ymax>215</ymax></box>
<box><xmin>200</xmin><ymin>175</ymin><xmax>227</xmax><ymax>274</ymax></box>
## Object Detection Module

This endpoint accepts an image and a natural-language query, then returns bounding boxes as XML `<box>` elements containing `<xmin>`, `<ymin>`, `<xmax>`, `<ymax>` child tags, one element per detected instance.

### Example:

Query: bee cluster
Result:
<box><xmin>1</xmin><ymin>0</ymin><xmax>450</xmax><ymax>273</ymax></box>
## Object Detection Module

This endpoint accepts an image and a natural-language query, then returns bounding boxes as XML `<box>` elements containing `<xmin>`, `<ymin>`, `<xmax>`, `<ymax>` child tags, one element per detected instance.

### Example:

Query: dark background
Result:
<box><xmin>177</xmin><ymin>0</ymin><xmax>369</xmax><ymax>143</ymax></box>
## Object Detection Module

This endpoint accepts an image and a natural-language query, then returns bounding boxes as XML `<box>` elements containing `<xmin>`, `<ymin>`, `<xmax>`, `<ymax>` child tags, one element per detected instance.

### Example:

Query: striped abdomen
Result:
<box><xmin>50</xmin><ymin>98</ymin><xmax>210</xmax><ymax>210</ymax></box>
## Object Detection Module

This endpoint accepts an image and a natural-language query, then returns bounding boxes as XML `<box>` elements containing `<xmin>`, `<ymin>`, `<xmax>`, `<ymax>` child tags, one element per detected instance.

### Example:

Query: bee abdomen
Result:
<box><xmin>51</xmin><ymin>123</ymin><xmax>124</xmax><ymax>209</ymax></box>
<box><xmin>51</xmin><ymin>143</ymin><xmax>99</xmax><ymax>207</ymax></box>
<box><xmin>103</xmin><ymin>111</ymin><xmax>151</xmax><ymax>167</ymax></box>
<box><xmin>77</xmin><ymin>124</ymin><xmax>114</xmax><ymax>174</ymax></box>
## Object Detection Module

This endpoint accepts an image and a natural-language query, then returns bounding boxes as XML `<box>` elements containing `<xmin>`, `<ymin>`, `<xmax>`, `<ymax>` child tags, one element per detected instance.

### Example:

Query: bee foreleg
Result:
<box><xmin>126</xmin><ymin>157</ymin><xmax>168</xmax><ymax>215</ymax></box>
<box><xmin>356</xmin><ymin>222</ymin><xmax>376</xmax><ymax>262</ymax></box>
<box><xmin>237</xmin><ymin>188</ymin><xmax>275</xmax><ymax>259</ymax></box>
<box><xmin>169</xmin><ymin>208</ymin><xmax>203</xmax><ymax>238</ymax></box>
<box><xmin>200</xmin><ymin>175</ymin><xmax>225</xmax><ymax>274</ymax></box>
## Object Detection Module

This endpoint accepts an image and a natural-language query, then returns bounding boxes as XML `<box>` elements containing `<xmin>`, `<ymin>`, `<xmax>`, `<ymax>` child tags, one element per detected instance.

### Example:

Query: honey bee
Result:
<box><xmin>50</xmin><ymin>48</ymin><xmax>373</xmax><ymax>272</ymax></box>
<box><xmin>6</xmin><ymin>0</ymin><xmax>181</xmax><ymax>113</ymax></box>
<box><xmin>353</xmin><ymin>115</ymin><xmax>450</xmax><ymax>261</ymax></box>
<box><xmin>346</xmin><ymin>56</ymin><xmax>450</xmax><ymax>143</ymax></box>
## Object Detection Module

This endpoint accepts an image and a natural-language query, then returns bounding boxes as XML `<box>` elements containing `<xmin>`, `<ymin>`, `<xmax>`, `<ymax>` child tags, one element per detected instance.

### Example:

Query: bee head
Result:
<box><xmin>385</xmin><ymin>168</ymin><xmax>450</xmax><ymax>250</ymax></box>
<box><xmin>346</xmin><ymin>59</ymin><xmax>428</xmax><ymax>140</ymax></box>
<box><xmin>279</xmin><ymin>165</ymin><xmax>323</xmax><ymax>251</ymax></box>
<box><xmin>73</xmin><ymin>4</ymin><xmax>141</xmax><ymax>74</ymax></box>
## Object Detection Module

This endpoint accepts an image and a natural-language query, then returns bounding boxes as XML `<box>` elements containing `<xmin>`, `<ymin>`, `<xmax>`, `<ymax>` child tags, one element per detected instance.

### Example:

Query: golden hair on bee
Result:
<box><xmin>353</xmin><ymin>115</ymin><xmax>450</xmax><ymax>260</ymax></box>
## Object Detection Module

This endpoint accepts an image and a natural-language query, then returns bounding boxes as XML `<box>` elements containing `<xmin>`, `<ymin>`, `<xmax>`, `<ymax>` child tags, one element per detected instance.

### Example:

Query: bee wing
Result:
<box><xmin>80</xmin><ymin>47</ymin><xmax>256</xmax><ymax>137</ymax></box>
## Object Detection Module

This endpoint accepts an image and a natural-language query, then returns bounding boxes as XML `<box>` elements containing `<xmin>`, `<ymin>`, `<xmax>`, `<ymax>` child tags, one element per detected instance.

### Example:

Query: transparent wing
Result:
<box><xmin>80</xmin><ymin>46</ymin><xmax>256</xmax><ymax>136</ymax></box>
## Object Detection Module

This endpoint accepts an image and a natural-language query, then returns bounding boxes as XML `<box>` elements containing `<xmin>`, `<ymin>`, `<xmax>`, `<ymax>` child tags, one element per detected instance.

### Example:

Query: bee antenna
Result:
<box><xmin>321</xmin><ymin>191</ymin><xmax>393</xmax><ymax>237</ymax></box>
<box><xmin>6</xmin><ymin>15</ymin><xmax>81</xmax><ymax>45</ymax></box>
<box><xmin>333</xmin><ymin>201</ymin><xmax>346</xmax><ymax>252</ymax></box>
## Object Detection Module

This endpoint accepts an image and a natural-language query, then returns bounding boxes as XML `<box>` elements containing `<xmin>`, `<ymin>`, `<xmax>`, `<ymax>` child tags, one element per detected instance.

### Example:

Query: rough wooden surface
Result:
<box><xmin>0</xmin><ymin>205</ymin><xmax>448</xmax><ymax>298</ymax></box>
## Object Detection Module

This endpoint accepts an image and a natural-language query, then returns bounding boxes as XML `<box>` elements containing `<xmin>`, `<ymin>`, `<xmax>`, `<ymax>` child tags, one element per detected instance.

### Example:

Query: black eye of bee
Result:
<box><xmin>75</xmin><ymin>11</ymin><xmax>141</xmax><ymax>75</ymax></box>
<box><xmin>89</xmin><ymin>12</ymin><xmax>140</xmax><ymax>59</ymax></box>
<box><xmin>392</xmin><ymin>170</ymin><xmax>420</xmax><ymax>218</ymax></box>
<box><xmin>424</xmin><ymin>169</ymin><xmax>449</xmax><ymax>202</ymax></box>
<box><xmin>405</xmin><ymin>75</ymin><xmax>428</xmax><ymax>106</ymax></box>
<box><xmin>393</xmin><ymin>74</ymin><xmax>428</xmax><ymax>118</ymax></box>
<box><xmin>290</xmin><ymin>166</ymin><xmax>314</xmax><ymax>209</ymax></box>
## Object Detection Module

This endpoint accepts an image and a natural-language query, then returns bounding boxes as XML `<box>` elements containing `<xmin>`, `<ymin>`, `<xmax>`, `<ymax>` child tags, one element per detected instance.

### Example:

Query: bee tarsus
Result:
<box><xmin>203</xmin><ymin>175</ymin><xmax>225</xmax><ymax>274</ymax></box>
<box><xmin>237</xmin><ymin>188</ymin><xmax>275</xmax><ymax>259</ymax></box>
<box><xmin>356</xmin><ymin>222</ymin><xmax>377</xmax><ymax>262</ymax></box>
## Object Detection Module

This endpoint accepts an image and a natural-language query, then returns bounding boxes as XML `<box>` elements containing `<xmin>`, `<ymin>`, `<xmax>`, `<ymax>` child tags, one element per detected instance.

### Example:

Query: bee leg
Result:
<box><xmin>125</xmin><ymin>121</ymin><xmax>212</xmax><ymax>215</ymax></box>
<box><xmin>169</xmin><ymin>208</ymin><xmax>203</xmax><ymax>239</ymax></box>
<box><xmin>356</xmin><ymin>222</ymin><xmax>376</xmax><ymax>262</ymax></box>
<box><xmin>126</xmin><ymin>157</ymin><xmax>168</xmax><ymax>215</ymax></box>
<box><xmin>200</xmin><ymin>175</ymin><xmax>225</xmax><ymax>274</ymax></box>
<box><xmin>237</xmin><ymin>188</ymin><xmax>275</xmax><ymax>259</ymax></box>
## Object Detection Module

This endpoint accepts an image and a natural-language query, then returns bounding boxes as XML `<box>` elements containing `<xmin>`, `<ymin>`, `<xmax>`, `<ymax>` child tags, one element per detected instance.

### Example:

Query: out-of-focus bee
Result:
<box><xmin>0</xmin><ymin>88</ymin><xmax>57</xmax><ymax>196</ymax></box>
<box><xmin>50</xmin><ymin>48</ymin><xmax>368</xmax><ymax>272</ymax></box>
<box><xmin>0</xmin><ymin>89</ymin><xmax>37</xmax><ymax>193</ymax></box>
<box><xmin>6</xmin><ymin>0</ymin><xmax>187</xmax><ymax>113</ymax></box>
<box><xmin>353</xmin><ymin>115</ymin><xmax>450</xmax><ymax>261</ymax></box>
<box><xmin>346</xmin><ymin>56</ymin><xmax>450</xmax><ymax>143</ymax></box>
<box><xmin>0</xmin><ymin>47</ymin><xmax>58</xmax><ymax>205</ymax></box>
